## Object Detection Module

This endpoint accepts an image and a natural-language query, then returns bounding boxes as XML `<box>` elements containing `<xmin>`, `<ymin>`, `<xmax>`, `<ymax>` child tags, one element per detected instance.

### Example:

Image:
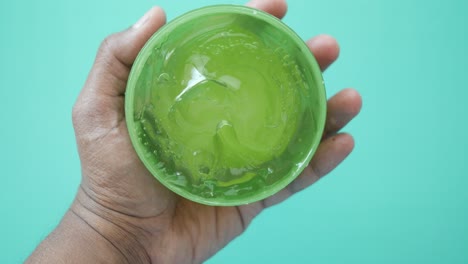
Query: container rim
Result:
<box><xmin>125</xmin><ymin>4</ymin><xmax>327</xmax><ymax>206</ymax></box>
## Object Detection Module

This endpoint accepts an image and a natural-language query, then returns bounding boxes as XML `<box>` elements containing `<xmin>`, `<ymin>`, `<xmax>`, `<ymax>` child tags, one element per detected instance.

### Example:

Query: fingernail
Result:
<box><xmin>133</xmin><ymin>8</ymin><xmax>153</xmax><ymax>29</ymax></box>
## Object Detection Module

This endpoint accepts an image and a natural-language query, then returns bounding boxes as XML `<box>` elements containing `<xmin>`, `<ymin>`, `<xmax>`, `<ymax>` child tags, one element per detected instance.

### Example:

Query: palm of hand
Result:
<box><xmin>71</xmin><ymin>1</ymin><xmax>361</xmax><ymax>263</ymax></box>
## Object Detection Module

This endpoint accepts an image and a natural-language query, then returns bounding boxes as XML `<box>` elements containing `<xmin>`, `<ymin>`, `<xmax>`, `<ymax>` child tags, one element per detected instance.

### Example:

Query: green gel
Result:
<box><xmin>126</xmin><ymin>6</ymin><xmax>326</xmax><ymax>205</ymax></box>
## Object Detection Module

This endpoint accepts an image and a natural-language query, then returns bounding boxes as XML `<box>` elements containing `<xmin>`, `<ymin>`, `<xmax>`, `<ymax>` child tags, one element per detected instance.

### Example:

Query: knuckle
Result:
<box><xmin>100</xmin><ymin>34</ymin><xmax>115</xmax><ymax>51</ymax></box>
<box><xmin>72</xmin><ymin>99</ymin><xmax>101</xmax><ymax>125</ymax></box>
<box><xmin>97</xmin><ymin>34</ymin><xmax>118</xmax><ymax>59</ymax></box>
<box><xmin>72</xmin><ymin>100</ymin><xmax>84</xmax><ymax>127</ymax></box>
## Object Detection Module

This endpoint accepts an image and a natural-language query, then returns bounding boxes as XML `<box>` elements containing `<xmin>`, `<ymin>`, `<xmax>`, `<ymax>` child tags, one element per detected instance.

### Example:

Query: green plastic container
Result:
<box><xmin>125</xmin><ymin>5</ymin><xmax>326</xmax><ymax>206</ymax></box>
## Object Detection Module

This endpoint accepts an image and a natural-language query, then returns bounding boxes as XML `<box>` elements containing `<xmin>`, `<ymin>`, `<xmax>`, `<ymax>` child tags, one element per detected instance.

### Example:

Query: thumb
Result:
<box><xmin>73</xmin><ymin>7</ymin><xmax>166</xmax><ymax>133</ymax></box>
<box><xmin>84</xmin><ymin>7</ymin><xmax>166</xmax><ymax>98</ymax></box>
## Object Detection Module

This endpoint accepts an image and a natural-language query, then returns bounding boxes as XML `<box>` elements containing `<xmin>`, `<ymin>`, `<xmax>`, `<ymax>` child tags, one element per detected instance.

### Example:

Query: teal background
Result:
<box><xmin>1</xmin><ymin>0</ymin><xmax>467</xmax><ymax>263</ymax></box>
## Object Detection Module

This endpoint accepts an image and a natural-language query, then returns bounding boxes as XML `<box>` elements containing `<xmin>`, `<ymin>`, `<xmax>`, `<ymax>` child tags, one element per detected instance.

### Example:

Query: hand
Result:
<box><xmin>28</xmin><ymin>0</ymin><xmax>362</xmax><ymax>263</ymax></box>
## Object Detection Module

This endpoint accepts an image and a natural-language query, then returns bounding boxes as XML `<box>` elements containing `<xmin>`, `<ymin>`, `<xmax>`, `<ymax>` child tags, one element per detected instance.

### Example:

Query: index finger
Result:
<box><xmin>246</xmin><ymin>0</ymin><xmax>288</xmax><ymax>19</ymax></box>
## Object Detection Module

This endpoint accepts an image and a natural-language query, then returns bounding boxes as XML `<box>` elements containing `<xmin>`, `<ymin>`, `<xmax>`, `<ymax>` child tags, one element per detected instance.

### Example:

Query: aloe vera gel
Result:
<box><xmin>126</xmin><ymin>6</ymin><xmax>326</xmax><ymax>205</ymax></box>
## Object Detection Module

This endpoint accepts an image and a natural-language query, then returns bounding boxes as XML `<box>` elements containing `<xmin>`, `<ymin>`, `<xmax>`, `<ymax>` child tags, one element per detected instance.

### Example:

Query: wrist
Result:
<box><xmin>26</xmin><ymin>202</ymin><xmax>139</xmax><ymax>264</ymax></box>
<box><xmin>70</xmin><ymin>186</ymin><xmax>151</xmax><ymax>264</ymax></box>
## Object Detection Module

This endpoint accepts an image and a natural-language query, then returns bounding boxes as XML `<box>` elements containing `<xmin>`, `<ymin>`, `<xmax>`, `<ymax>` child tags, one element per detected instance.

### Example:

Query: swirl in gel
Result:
<box><xmin>132</xmin><ymin>15</ymin><xmax>315</xmax><ymax>199</ymax></box>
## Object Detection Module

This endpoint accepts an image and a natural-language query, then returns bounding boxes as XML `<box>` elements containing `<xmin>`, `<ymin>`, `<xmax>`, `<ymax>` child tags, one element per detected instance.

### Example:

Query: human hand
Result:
<box><xmin>28</xmin><ymin>0</ymin><xmax>362</xmax><ymax>263</ymax></box>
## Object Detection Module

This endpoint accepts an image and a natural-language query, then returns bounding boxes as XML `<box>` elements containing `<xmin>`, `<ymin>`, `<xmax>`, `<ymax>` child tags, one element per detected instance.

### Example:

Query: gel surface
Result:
<box><xmin>129</xmin><ymin>8</ymin><xmax>323</xmax><ymax>203</ymax></box>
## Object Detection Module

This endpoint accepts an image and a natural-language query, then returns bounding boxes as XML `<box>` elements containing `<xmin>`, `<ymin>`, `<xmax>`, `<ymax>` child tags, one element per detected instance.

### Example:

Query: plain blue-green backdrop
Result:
<box><xmin>1</xmin><ymin>0</ymin><xmax>467</xmax><ymax>263</ymax></box>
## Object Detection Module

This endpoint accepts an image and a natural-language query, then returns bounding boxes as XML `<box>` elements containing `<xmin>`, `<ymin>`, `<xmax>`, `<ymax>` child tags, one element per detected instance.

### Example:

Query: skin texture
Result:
<box><xmin>27</xmin><ymin>0</ymin><xmax>362</xmax><ymax>263</ymax></box>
